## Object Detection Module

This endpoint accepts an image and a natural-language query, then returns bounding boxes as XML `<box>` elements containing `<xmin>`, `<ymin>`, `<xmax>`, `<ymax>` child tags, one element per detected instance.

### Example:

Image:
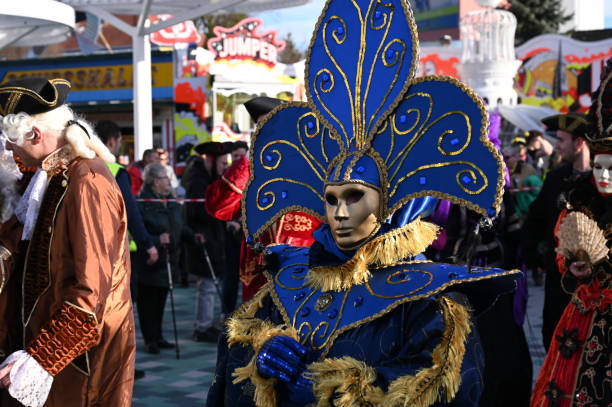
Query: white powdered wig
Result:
<box><xmin>0</xmin><ymin>112</ymin><xmax>35</xmax><ymax>146</ymax></box>
<box><xmin>0</xmin><ymin>138</ymin><xmax>22</xmax><ymax>224</ymax></box>
<box><xmin>0</xmin><ymin>105</ymin><xmax>115</xmax><ymax>163</ymax></box>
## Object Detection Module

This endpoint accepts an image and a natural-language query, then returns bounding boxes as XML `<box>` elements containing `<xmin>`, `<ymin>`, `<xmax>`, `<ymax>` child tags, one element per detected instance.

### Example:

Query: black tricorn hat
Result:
<box><xmin>193</xmin><ymin>141</ymin><xmax>227</xmax><ymax>156</ymax></box>
<box><xmin>222</xmin><ymin>141</ymin><xmax>236</xmax><ymax>154</ymax></box>
<box><xmin>243</xmin><ymin>97</ymin><xmax>283</xmax><ymax>122</ymax></box>
<box><xmin>0</xmin><ymin>77</ymin><xmax>71</xmax><ymax>116</ymax></box>
<box><xmin>541</xmin><ymin>112</ymin><xmax>590</xmax><ymax>139</ymax></box>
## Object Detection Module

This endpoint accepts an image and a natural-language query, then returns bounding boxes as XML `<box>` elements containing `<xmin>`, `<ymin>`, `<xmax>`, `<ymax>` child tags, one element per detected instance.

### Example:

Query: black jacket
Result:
<box><xmin>136</xmin><ymin>184</ymin><xmax>183</xmax><ymax>287</ymax></box>
<box><xmin>182</xmin><ymin>156</ymin><xmax>227</xmax><ymax>278</ymax></box>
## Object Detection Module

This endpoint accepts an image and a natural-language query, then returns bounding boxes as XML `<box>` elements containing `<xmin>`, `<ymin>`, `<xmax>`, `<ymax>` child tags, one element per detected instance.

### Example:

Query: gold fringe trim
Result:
<box><xmin>307</xmin><ymin>219</ymin><xmax>440</xmax><ymax>292</ymax></box>
<box><xmin>230</xmin><ymin>282</ymin><xmax>271</xmax><ymax>323</ymax></box>
<box><xmin>383</xmin><ymin>296</ymin><xmax>472</xmax><ymax>407</ymax></box>
<box><xmin>228</xmin><ymin>283</ymin><xmax>300</xmax><ymax>407</ymax></box>
<box><xmin>305</xmin><ymin>296</ymin><xmax>471</xmax><ymax>407</ymax></box>
<box><xmin>307</xmin><ymin>356</ymin><xmax>385</xmax><ymax>407</ymax></box>
<box><xmin>232</xmin><ymin>355</ymin><xmax>278</xmax><ymax>407</ymax></box>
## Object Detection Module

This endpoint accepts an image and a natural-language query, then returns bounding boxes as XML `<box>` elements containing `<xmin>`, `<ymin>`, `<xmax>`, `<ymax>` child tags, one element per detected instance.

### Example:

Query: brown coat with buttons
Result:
<box><xmin>0</xmin><ymin>149</ymin><xmax>135</xmax><ymax>406</ymax></box>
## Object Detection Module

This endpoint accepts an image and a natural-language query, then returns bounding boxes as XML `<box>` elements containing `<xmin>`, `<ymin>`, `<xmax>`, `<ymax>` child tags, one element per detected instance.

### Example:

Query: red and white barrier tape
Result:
<box><xmin>135</xmin><ymin>188</ymin><xmax>540</xmax><ymax>203</ymax></box>
<box><xmin>135</xmin><ymin>198</ymin><xmax>206</xmax><ymax>203</ymax></box>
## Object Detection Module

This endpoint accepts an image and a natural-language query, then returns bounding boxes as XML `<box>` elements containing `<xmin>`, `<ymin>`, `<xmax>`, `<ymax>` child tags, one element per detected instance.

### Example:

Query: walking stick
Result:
<box><xmin>201</xmin><ymin>244</ymin><xmax>224</xmax><ymax>302</ymax></box>
<box><xmin>164</xmin><ymin>245</ymin><xmax>180</xmax><ymax>359</ymax></box>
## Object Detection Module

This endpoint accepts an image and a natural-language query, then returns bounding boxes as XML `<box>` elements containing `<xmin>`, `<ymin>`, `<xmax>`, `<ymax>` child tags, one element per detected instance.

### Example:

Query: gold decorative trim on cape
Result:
<box><xmin>307</xmin><ymin>218</ymin><xmax>440</xmax><ymax>292</ymax></box>
<box><xmin>306</xmin><ymin>296</ymin><xmax>471</xmax><ymax>407</ymax></box>
<box><xmin>222</xmin><ymin>175</ymin><xmax>243</xmax><ymax>194</ymax></box>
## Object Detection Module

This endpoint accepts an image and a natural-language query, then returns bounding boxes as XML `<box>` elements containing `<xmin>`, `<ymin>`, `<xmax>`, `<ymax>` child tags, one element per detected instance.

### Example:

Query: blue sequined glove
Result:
<box><xmin>256</xmin><ymin>335</ymin><xmax>307</xmax><ymax>382</ymax></box>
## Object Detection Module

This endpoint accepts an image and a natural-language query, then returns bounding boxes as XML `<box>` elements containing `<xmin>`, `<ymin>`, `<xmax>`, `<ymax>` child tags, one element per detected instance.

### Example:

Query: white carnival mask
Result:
<box><xmin>593</xmin><ymin>154</ymin><xmax>612</xmax><ymax>195</ymax></box>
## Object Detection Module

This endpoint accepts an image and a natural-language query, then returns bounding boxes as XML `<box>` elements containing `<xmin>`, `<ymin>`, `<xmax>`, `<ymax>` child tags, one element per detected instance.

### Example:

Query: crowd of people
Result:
<box><xmin>0</xmin><ymin>14</ymin><xmax>608</xmax><ymax>407</ymax></box>
<box><xmin>0</xmin><ymin>70</ymin><xmax>609</xmax><ymax>407</ymax></box>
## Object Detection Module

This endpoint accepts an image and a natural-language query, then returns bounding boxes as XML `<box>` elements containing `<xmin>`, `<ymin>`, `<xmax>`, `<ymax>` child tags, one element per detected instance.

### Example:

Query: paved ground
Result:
<box><xmin>132</xmin><ymin>276</ymin><xmax>548</xmax><ymax>406</ymax></box>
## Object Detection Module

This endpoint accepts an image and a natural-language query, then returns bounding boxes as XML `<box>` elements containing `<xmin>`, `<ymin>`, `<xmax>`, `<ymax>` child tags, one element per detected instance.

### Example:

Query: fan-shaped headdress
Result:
<box><xmin>242</xmin><ymin>0</ymin><xmax>505</xmax><ymax>239</ymax></box>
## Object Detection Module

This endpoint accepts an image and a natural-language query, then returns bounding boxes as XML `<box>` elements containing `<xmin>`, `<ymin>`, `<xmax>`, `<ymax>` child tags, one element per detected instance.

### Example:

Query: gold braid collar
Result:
<box><xmin>307</xmin><ymin>218</ymin><xmax>440</xmax><ymax>292</ymax></box>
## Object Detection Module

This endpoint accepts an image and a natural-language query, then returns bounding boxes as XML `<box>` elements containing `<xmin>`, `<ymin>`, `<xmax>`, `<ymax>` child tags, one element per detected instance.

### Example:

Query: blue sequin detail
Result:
<box><xmin>322</xmin><ymin>73</ymin><xmax>330</xmax><ymax>82</ymax></box>
<box><xmin>450</xmin><ymin>138</ymin><xmax>459</xmax><ymax>145</ymax></box>
<box><xmin>327</xmin><ymin>308</ymin><xmax>338</xmax><ymax>319</ymax></box>
<box><xmin>336</xmin><ymin>26</ymin><xmax>344</xmax><ymax>36</ymax></box>
<box><xmin>462</xmin><ymin>175</ymin><xmax>471</xmax><ymax>184</ymax></box>
<box><xmin>419</xmin><ymin>176</ymin><xmax>426</xmax><ymax>185</ymax></box>
<box><xmin>300</xmin><ymin>307</ymin><xmax>310</xmax><ymax>317</ymax></box>
<box><xmin>354</xmin><ymin>296</ymin><xmax>364</xmax><ymax>307</ymax></box>
<box><xmin>400</xmin><ymin>114</ymin><xmax>406</xmax><ymax>123</ymax></box>
<box><xmin>246</xmin><ymin>236</ymin><xmax>254</xmax><ymax>244</ymax></box>
<box><xmin>386</xmin><ymin>49</ymin><xmax>395</xmax><ymax>59</ymax></box>
<box><xmin>487</xmin><ymin>208</ymin><xmax>497</xmax><ymax>217</ymax></box>
<box><xmin>294</xmin><ymin>291</ymin><xmax>305</xmax><ymax>301</ymax></box>
<box><xmin>448</xmin><ymin>272</ymin><xmax>458</xmax><ymax>279</ymax></box>
<box><xmin>265</xmin><ymin>154</ymin><xmax>273</xmax><ymax>162</ymax></box>
<box><xmin>356</xmin><ymin>166</ymin><xmax>365</xmax><ymax>174</ymax></box>
<box><xmin>375</xmin><ymin>10</ymin><xmax>382</xmax><ymax>19</ymax></box>
<box><xmin>262</xmin><ymin>196</ymin><xmax>270</xmax><ymax>204</ymax></box>
<box><xmin>307</xmin><ymin>121</ymin><xmax>314</xmax><ymax>130</ymax></box>
<box><xmin>281</xmin><ymin>191</ymin><xmax>288</xmax><ymax>199</ymax></box>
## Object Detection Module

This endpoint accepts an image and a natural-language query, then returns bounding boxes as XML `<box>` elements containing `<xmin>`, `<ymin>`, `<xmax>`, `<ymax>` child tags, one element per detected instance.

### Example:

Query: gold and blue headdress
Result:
<box><xmin>242</xmin><ymin>0</ymin><xmax>504</xmax><ymax>239</ymax></box>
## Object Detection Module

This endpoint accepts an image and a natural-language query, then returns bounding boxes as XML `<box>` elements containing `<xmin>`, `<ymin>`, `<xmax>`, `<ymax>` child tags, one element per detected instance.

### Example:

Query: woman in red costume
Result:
<box><xmin>530</xmin><ymin>60</ymin><xmax>612</xmax><ymax>407</ymax></box>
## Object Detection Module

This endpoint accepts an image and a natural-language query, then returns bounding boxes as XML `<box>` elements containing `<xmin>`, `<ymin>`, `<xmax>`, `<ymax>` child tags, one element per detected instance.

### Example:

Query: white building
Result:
<box><xmin>559</xmin><ymin>0</ymin><xmax>606</xmax><ymax>32</ymax></box>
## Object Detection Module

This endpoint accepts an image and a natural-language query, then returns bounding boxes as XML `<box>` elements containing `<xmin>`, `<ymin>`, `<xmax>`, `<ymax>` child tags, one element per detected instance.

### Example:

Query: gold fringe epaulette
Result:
<box><xmin>307</xmin><ymin>356</ymin><xmax>385</xmax><ymax>406</ymax></box>
<box><xmin>307</xmin><ymin>218</ymin><xmax>439</xmax><ymax>292</ymax></box>
<box><xmin>384</xmin><ymin>296</ymin><xmax>471</xmax><ymax>407</ymax></box>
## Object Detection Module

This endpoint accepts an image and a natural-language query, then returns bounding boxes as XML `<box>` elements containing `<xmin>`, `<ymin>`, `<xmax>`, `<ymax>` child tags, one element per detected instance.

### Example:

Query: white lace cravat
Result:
<box><xmin>0</xmin><ymin>350</ymin><xmax>53</xmax><ymax>407</ymax></box>
<box><xmin>14</xmin><ymin>168</ymin><xmax>48</xmax><ymax>241</ymax></box>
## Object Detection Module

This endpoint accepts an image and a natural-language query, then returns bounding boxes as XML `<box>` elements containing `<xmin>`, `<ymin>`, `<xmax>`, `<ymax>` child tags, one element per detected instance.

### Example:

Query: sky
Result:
<box><xmin>254</xmin><ymin>0</ymin><xmax>326</xmax><ymax>51</ymax></box>
<box><xmin>255</xmin><ymin>0</ymin><xmax>612</xmax><ymax>52</ymax></box>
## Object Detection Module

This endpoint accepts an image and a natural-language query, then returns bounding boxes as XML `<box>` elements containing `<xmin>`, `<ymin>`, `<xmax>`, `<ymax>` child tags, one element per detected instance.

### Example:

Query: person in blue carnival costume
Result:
<box><xmin>206</xmin><ymin>0</ymin><xmax>521</xmax><ymax>406</ymax></box>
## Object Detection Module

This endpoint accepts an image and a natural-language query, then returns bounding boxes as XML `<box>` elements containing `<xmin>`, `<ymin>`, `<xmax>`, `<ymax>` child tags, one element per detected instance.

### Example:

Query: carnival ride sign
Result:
<box><xmin>206</xmin><ymin>17</ymin><xmax>285</xmax><ymax>67</ymax></box>
<box><xmin>150</xmin><ymin>15</ymin><xmax>202</xmax><ymax>46</ymax></box>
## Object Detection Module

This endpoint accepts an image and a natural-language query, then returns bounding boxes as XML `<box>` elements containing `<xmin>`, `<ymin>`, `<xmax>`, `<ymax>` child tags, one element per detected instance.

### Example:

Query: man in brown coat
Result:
<box><xmin>0</xmin><ymin>77</ymin><xmax>135</xmax><ymax>406</ymax></box>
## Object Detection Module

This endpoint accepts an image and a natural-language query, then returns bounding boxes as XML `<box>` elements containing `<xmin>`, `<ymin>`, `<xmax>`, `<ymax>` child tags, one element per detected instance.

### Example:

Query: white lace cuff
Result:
<box><xmin>0</xmin><ymin>350</ymin><xmax>53</xmax><ymax>407</ymax></box>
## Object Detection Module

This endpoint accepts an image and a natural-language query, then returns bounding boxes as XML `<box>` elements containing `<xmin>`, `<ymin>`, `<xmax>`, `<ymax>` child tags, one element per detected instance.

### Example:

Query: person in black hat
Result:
<box><xmin>182</xmin><ymin>141</ymin><xmax>231</xmax><ymax>342</ymax></box>
<box><xmin>243</xmin><ymin>96</ymin><xmax>283</xmax><ymax>123</ymax></box>
<box><xmin>0</xmin><ymin>77</ymin><xmax>135</xmax><ymax>406</ymax></box>
<box><xmin>521</xmin><ymin>111</ymin><xmax>592</xmax><ymax>350</ymax></box>
<box><xmin>204</xmin><ymin>97</ymin><xmax>322</xmax><ymax>307</ymax></box>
